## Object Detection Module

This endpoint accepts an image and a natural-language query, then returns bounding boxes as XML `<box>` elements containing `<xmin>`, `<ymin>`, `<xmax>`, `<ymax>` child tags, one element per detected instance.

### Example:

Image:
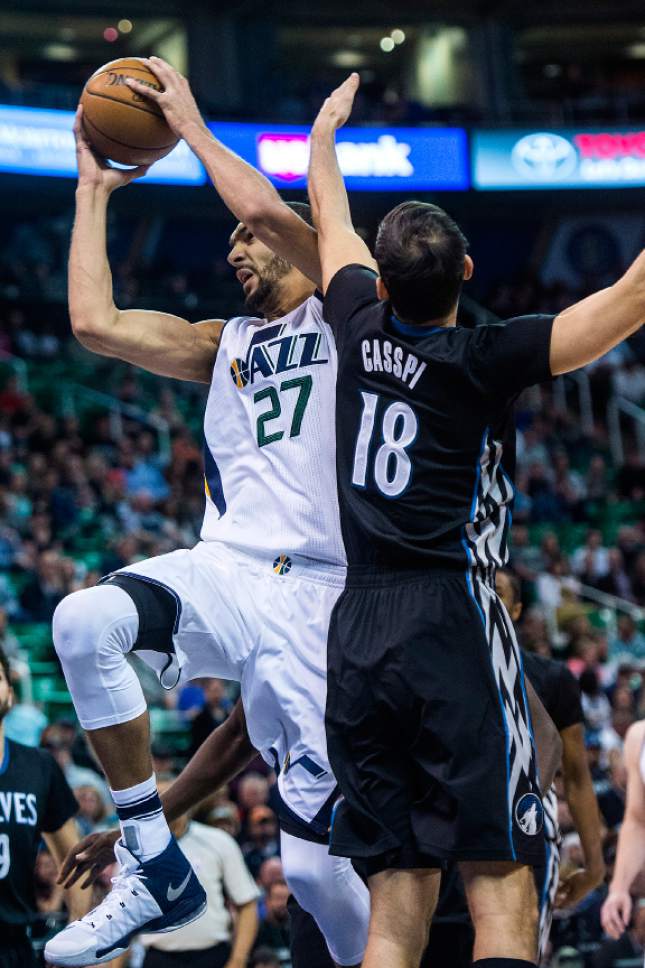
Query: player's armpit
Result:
<box><xmin>76</xmin><ymin>312</ymin><xmax>224</xmax><ymax>383</ymax></box>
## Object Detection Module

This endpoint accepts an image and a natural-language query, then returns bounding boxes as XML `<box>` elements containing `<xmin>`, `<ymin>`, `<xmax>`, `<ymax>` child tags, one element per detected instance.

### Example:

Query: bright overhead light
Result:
<box><xmin>118</xmin><ymin>19</ymin><xmax>133</xmax><ymax>34</ymax></box>
<box><xmin>391</xmin><ymin>29</ymin><xmax>406</xmax><ymax>45</ymax></box>
<box><xmin>43</xmin><ymin>43</ymin><xmax>77</xmax><ymax>61</ymax></box>
<box><xmin>103</xmin><ymin>26</ymin><xmax>119</xmax><ymax>42</ymax></box>
<box><xmin>332</xmin><ymin>50</ymin><xmax>368</xmax><ymax>68</ymax></box>
<box><xmin>626</xmin><ymin>42</ymin><xmax>645</xmax><ymax>58</ymax></box>
<box><xmin>380</xmin><ymin>37</ymin><xmax>395</xmax><ymax>53</ymax></box>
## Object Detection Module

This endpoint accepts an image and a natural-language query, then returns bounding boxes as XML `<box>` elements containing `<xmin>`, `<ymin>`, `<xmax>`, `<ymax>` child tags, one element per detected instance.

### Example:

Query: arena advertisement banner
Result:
<box><xmin>208</xmin><ymin>121</ymin><xmax>470</xmax><ymax>191</ymax></box>
<box><xmin>0</xmin><ymin>104</ymin><xmax>206</xmax><ymax>184</ymax></box>
<box><xmin>472</xmin><ymin>127</ymin><xmax>645</xmax><ymax>190</ymax></box>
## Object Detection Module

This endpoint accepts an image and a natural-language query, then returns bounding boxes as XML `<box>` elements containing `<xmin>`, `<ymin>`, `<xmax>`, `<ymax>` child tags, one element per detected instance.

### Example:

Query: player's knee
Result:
<box><xmin>282</xmin><ymin>850</ymin><xmax>319</xmax><ymax>911</ymax></box>
<box><xmin>53</xmin><ymin>585</ymin><xmax>136</xmax><ymax>667</ymax></box>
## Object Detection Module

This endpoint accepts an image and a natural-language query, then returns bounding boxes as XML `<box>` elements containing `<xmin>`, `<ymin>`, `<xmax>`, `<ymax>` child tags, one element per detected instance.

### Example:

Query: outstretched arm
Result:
<box><xmin>308</xmin><ymin>73</ymin><xmax>377</xmax><ymax>292</ymax></box>
<box><xmin>556</xmin><ymin>722</ymin><xmax>605</xmax><ymax>909</ymax></box>
<box><xmin>71</xmin><ymin>108</ymin><xmax>222</xmax><ymax>383</ymax></box>
<box><xmin>126</xmin><ymin>57</ymin><xmax>321</xmax><ymax>288</ymax></box>
<box><xmin>550</xmin><ymin>249</ymin><xmax>644</xmax><ymax>375</ymax></box>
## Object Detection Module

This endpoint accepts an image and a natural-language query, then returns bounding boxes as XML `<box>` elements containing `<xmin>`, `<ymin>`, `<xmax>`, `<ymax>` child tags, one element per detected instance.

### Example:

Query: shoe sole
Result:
<box><xmin>44</xmin><ymin>898</ymin><xmax>208</xmax><ymax>967</ymax></box>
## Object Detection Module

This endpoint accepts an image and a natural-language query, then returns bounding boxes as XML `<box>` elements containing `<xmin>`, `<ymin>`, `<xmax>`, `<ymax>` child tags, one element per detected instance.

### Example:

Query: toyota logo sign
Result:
<box><xmin>511</xmin><ymin>132</ymin><xmax>578</xmax><ymax>180</ymax></box>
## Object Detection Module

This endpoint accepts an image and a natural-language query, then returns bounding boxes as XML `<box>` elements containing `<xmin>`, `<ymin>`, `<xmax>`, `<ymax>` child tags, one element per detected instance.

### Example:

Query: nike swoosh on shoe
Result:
<box><xmin>167</xmin><ymin>869</ymin><xmax>192</xmax><ymax>903</ymax></box>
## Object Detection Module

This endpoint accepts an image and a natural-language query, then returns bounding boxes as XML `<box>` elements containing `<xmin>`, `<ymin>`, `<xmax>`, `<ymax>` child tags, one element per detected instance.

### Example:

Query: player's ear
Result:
<box><xmin>463</xmin><ymin>254</ymin><xmax>474</xmax><ymax>281</ymax></box>
<box><xmin>512</xmin><ymin>602</ymin><xmax>522</xmax><ymax>622</ymax></box>
<box><xmin>376</xmin><ymin>277</ymin><xmax>389</xmax><ymax>302</ymax></box>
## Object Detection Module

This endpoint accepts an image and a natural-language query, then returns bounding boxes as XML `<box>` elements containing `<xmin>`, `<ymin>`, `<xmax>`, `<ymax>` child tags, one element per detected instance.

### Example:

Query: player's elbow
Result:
<box><xmin>70</xmin><ymin>306</ymin><xmax>119</xmax><ymax>347</ymax></box>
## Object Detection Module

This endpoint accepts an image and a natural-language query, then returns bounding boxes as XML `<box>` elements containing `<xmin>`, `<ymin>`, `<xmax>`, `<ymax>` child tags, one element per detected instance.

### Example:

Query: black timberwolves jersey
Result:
<box><xmin>324</xmin><ymin>265</ymin><xmax>555</xmax><ymax>572</ymax></box>
<box><xmin>0</xmin><ymin>738</ymin><xmax>78</xmax><ymax>924</ymax></box>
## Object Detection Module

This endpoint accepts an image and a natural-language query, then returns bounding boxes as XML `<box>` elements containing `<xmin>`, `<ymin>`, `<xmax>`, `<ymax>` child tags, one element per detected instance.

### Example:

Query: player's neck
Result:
<box><xmin>269</xmin><ymin>276</ymin><xmax>315</xmax><ymax>321</ymax></box>
<box><xmin>0</xmin><ymin>721</ymin><xmax>5</xmax><ymax>752</ymax></box>
<box><xmin>394</xmin><ymin>306</ymin><xmax>458</xmax><ymax>330</ymax></box>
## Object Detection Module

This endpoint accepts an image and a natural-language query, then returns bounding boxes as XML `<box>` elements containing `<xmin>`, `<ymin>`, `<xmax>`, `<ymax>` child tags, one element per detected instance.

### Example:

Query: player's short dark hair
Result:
<box><xmin>498</xmin><ymin>568</ymin><xmax>521</xmax><ymax>607</ymax></box>
<box><xmin>284</xmin><ymin>201</ymin><xmax>313</xmax><ymax>227</ymax></box>
<box><xmin>374</xmin><ymin>201</ymin><xmax>469</xmax><ymax>324</ymax></box>
<box><xmin>0</xmin><ymin>646</ymin><xmax>11</xmax><ymax>688</ymax></box>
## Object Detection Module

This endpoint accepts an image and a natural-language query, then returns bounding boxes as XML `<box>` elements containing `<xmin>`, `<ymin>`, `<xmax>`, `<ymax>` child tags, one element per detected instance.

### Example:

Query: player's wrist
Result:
<box><xmin>75</xmin><ymin>180</ymin><xmax>112</xmax><ymax>202</ymax></box>
<box><xmin>177</xmin><ymin>117</ymin><xmax>210</xmax><ymax>146</ymax></box>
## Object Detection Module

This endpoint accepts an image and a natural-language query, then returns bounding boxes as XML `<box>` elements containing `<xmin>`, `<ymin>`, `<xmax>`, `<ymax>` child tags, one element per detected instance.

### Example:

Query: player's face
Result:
<box><xmin>0</xmin><ymin>666</ymin><xmax>13</xmax><ymax>722</ymax></box>
<box><xmin>227</xmin><ymin>224</ymin><xmax>292</xmax><ymax>316</ymax></box>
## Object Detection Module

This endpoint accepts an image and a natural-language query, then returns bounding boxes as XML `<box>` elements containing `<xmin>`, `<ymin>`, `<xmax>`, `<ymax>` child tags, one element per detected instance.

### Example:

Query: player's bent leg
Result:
<box><xmin>53</xmin><ymin>584</ymin><xmax>146</xmax><ymax>735</ymax></box>
<box><xmin>48</xmin><ymin>583</ymin><xmax>206</xmax><ymax>967</ymax></box>
<box><xmin>363</xmin><ymin>868</ymin><xmax>440</xmax><ymax>968</ymax></box>
<box><xmin>460</xmin><ymin>860</ymin><xmax>538</xmax><ymax>966</ymax></box>
<box><xmin>280</xmin><ymin>830</ymin><xmax>369</xmax><ymax>967</ymax></box>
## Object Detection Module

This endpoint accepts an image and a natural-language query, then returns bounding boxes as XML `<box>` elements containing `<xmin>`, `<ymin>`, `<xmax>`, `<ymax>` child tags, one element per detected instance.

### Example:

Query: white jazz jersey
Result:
<box><xmin>201</xmin><ymin>294</ymin><xmax>345</xmax><ymax>568</ymax></box>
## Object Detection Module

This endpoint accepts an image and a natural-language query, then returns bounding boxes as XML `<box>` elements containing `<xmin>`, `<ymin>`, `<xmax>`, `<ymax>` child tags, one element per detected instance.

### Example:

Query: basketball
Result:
<box><xmin>80</xmin><ymin>57</ymin><xmax>178</xmax><ymax>166</ymax></box>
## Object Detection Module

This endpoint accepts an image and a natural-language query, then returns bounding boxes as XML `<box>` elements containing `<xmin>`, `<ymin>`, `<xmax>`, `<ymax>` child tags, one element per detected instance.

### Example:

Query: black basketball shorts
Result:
<box><xmin>325</xmin><ymin>569</ymin><xmax>544</xmax><ymax>877</ymax></box>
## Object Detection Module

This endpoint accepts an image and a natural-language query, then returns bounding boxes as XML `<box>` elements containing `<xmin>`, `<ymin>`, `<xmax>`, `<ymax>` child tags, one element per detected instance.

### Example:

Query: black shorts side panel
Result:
<box><xmin>326</xmin><ymin>573</ymin><xmax>542</xmax><ymax>871</ymax></box>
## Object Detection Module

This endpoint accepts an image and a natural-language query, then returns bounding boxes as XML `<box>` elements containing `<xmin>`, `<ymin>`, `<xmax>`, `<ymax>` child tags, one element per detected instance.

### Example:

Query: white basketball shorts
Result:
<box><xmin>115</xmin><ymin>540</ymin><xmax>345</xmax><ymax>835</ymax></box>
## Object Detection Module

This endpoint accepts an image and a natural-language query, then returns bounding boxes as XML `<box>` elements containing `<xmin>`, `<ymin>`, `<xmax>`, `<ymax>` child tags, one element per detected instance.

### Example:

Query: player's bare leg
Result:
<box><xmin>86</xmin><ymin>714</ymin><xmax>153</xmax><ymax>790</ymax></box>
<box><xmin>362</xmin><ymin>869</ymin><xmax>440</xmax><ymax>968</ymax></box>
<box><xmin>460</xmin><ymin>860</ymin><xmax>538</xmax><ymax>964</ymax></box>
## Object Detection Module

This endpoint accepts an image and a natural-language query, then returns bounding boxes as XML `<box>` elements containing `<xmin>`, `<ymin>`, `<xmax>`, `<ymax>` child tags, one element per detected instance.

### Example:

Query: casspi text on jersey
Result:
<box><xmin>361</xmin><ymin>338</ymin><xmax>427</xmax><ymax>389</ymax></box>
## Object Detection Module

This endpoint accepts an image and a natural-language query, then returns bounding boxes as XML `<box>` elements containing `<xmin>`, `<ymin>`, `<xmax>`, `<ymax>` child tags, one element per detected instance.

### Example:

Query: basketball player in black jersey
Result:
<box><xmin>0</xmin><ymin>647</ymin><xmax>88</xmax><ymax>968</ymax></box>
<box><xmin>308</xmin><ymin>73</ymin><xmax>644</xmax><ymax>968</ymax></box>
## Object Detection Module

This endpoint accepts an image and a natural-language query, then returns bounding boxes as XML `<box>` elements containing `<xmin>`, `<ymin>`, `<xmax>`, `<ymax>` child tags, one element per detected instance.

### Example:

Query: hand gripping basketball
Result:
<box><xmin>125</xmin><ymin>56</ymin><xmax>208</xmax><ymax>142</ymax></box>
<box><xmin>74</xmin><ymin>106</ymin><xmax>150</xmax><ymax>192</ymax></box>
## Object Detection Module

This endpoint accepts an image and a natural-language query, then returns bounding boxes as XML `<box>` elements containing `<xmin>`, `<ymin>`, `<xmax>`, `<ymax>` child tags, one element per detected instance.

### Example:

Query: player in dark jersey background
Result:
<box><xmin>307</xmin><ymin>72</ymin><xmax>644</xmax><ymax>968</ymax></box>
<box><xmin>0</xmin><ymin>647</ymin><xmax>88</xmax><ymax>968</ymax></box>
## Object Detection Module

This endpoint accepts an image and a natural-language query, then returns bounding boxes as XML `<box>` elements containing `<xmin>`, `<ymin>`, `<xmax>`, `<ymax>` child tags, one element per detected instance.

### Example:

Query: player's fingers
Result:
<box><xmin>80</xmin><ymin>865</ymin><xmax>103</xmax><ymax>890</ymax></box>
<box><xmin>124</xmin><ymin>77</ymin><xmax>163</xmax><ymax>101</ymax></box>
<box><xmin>61</xmin><ymin>861</ymin><xmax>88</xmax><ymax>888</ymax></box>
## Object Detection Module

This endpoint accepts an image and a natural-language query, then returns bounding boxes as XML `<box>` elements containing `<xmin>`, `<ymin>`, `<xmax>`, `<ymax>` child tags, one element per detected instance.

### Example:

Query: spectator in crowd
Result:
<box><xmin>253</xmin><ymin>880</ymin><xmax>291</xmax><ymax>965</ymax></box>
<box><xmin>40</xmin><ymin>724</ymin><xmax>111</xmax><ymax>809</ymax></box>
<box><xmin>609</xmin><ymin>614</ymin><xmax>645</xmax><ymax>663</ymax></box>
<box><xmin>242</xmin><ymin>805</ymin><xmax>280</xmax><ymax>880</ymax></box>
<box><xmin>139</xmin><ymin>779</ymin><xmax>259</xmax><ymax>968</ymax></box>
<box><xmin>190</xmin><ymin>678</ymin><xmax>233</xmax><ymax>756</ymax></box>
<box><xmin>34</xmin><ymin>847</ymin><xmax>66</xmax><ymax>916</ymax></box>
<box><xmin>580</xmin><ymin>669</ymin><xmax>613</xmax><ymax>733</ymax></box>
<box><xmin>19</xmin><ymin>550</ymin><xmax>70</xmax><ymax>622</ymax></box>
<box><xmin>206</xmin><ymin>801</ymin><xmax>242</xmax><ymax>839</ymax></box>
<box><xmin>74</xmin><ymin>784</ymin><xmax>108</xmax><ymax>837</ymax></box>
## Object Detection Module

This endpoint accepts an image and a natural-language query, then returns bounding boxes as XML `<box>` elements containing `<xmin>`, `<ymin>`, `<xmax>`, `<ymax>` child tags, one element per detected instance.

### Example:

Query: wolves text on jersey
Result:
<box><xmin>230</xmin><ymin>323</ymin><xmax>329</xmax><ymax>390</ymax></box>
<box><xmin>361</xmin><ymin>337</ymin><xmax>427</xmax><ymax>390</ymax></box>
<box><xmin>0</xmin><ymin>790</ymin><xmax>38</xmax><ymax>826</ymax></box>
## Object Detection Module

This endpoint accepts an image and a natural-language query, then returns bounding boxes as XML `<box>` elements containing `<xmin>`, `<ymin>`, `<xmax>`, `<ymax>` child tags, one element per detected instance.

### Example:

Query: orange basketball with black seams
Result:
<box><xmin>80</xmin><ymin>57</ymin><xmax>178</xmax><ymax>166</ymax></box>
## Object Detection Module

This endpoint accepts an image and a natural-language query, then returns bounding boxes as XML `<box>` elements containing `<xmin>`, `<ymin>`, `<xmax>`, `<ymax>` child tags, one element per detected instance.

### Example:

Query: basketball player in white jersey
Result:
<box><xmin>601</xmin><ymin>719</ymin><xmax>645</xmax><ymax>942</ymax></box>
<box><xmin>45</xmin><ymin>61</ymin><xmax>369</xmax><ymax>968</ymax></box>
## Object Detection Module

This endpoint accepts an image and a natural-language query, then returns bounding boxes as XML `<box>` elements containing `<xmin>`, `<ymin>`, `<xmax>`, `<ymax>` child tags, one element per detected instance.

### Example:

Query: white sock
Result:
<box><xmin>112</xmin><ymin>774</ymin><xmax>171</xmax><ymax>862</ymax></box>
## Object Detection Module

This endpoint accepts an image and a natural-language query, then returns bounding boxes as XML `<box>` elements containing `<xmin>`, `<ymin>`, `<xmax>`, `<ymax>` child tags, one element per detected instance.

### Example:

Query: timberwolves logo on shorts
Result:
<box><xmin>514</xmin><ymin>793</ymin><xmax>543</xmax><ymax>836</ymax></box>
<box><xmin>230</xmin><ymin>358</ymin><xmax>250</xmax><ymax>389</ymax></box>
<box><xmin>273</xmin><ymin>554</ymin><xmax>292</xmax><ymax>576</ymax></box>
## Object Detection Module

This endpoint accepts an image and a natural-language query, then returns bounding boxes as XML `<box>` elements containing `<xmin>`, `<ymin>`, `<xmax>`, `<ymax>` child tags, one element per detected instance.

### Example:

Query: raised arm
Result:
<box><xmin>308</xmin><ymin>74</ymin><xmax>377</xmax><ymax>292</ymax></box>
<box><xmin>550</xmin><ymin>249</ymin><xmax>645</xmax><ymax>375</ymax></box>
<box><xmin>71</xmin><ymin>108</ymin><xmax>222</xmax><ymax>384</ymax></box>
<box><xmin>126</xmin><ymin>57</ymin><xmax>321</xmax><ymax>288</ymax></box>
